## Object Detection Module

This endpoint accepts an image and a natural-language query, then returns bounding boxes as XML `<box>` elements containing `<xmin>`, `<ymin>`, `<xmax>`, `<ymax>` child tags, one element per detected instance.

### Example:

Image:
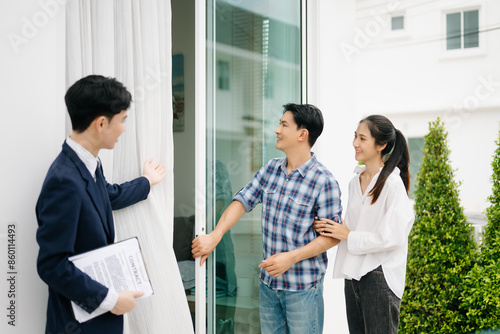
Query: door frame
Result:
<box><xmin>194</xmin><ymin>1</ymin><xmax>207</xmax><ymax>334</ymax></box>
<box><xmin>194</xmin><ymin>1</ymin><xmax>314</xmax><ymax>333</ymax></box>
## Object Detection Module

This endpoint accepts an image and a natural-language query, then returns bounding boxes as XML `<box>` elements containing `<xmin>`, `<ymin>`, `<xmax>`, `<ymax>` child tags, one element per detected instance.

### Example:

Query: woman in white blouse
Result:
<box><xmin>314</xmin><ymin>115</ymin><xmax>414</xmax><ymax>334</ymax></box>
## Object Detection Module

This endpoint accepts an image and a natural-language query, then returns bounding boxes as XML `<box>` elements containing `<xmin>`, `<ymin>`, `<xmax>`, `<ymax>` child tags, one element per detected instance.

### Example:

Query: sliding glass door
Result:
<box><xmin>205</xmin><ymin>1</ymin><xmax>303</xmax><ymax>332</ymax></box>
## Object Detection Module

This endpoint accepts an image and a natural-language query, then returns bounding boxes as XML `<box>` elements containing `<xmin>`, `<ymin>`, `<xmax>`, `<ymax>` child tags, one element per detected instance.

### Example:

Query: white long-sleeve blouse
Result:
<box><xmin>333</xmin><ymin>165</ymin><xmax>415</xmax><ymax>299</ymax></box>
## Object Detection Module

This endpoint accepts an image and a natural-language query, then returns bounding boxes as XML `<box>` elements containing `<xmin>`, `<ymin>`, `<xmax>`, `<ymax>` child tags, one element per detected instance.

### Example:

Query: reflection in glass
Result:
<box><xmin>447</xmin><ymin>12</ymin><xmax>461</xmax><ymax>50</ymax></box>
<box><xmin>391</xmin><ymin>16</ymin><xmax>404</xmax><ymax>30</ymax></box>
<box><xmin>464</xmin><ymin>10</ymin><xmax>479</xmax><ymax>49</ymax></box>
<box><xmin>408</xmin><ymin>137</ymin><xmax>425</xmax><ymax>198</ymax></box>
<box><xmin>207</xmin><ymin>0</ymin><xmax>302</xmax><ymax>332</ymax></box>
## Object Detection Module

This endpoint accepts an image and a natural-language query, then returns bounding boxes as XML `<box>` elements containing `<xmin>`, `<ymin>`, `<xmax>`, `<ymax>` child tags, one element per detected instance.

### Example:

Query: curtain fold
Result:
<box><xmin>66</xmin><ymin>1</ymin><xmax>193</xmax><ymax>332</ymax></box>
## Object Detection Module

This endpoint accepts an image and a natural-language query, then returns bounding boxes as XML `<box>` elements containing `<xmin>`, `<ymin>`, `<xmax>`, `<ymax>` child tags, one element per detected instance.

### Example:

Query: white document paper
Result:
<box><xmin>68</xmin><ymin>237</ymin><xmax>153</xmax><ymax>323</ymax></box>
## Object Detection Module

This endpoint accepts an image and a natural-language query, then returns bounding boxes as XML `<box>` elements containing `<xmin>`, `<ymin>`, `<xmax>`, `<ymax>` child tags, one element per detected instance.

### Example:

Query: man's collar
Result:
<box><xmin>66</xmin><ymin>137</ymin><xmax>99</xmax><ymax>179</ymax></box>
<box><xmin>280</xmin><ymin>152</ymin><xmax>316</xmax><ymax>177</ymax></box>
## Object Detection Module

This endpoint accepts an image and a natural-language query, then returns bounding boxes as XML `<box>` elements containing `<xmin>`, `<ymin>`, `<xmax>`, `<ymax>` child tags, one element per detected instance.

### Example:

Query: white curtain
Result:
<box><xmin>66</xmin><ymin>1</ymin><xmax>194</xmax><ymax>333</ymax></box>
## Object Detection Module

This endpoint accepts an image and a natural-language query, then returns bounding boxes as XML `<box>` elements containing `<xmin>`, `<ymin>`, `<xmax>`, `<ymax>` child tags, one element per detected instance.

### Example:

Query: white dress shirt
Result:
<box><xmin>65</xmin><ymin>137</ymin><xmax>119</xmax><ymax>312</ymax></box>
<box><xmin>333</xmin><ymin>165</ymin><xmax>415</xmax><ymax>299</ymax></box>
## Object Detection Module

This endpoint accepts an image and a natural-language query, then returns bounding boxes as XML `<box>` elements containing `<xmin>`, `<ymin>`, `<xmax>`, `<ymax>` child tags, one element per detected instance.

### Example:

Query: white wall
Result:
<box><xmin>314</xmin><ymin>1</ymin><xmax>357</xmax><ymax>333</ymax></box>
<box><xmin>0</xmin><ymin>1</ymin><xmax>66</xmax><ymax>333</ymax></box>
<box><xmin>351</xmin><ymin>0</ymin><xmax>500</xmax><ymax>215</ymax></box>
<box><xmin>390</xmin><ymin>108</ymin><xmax>499</xmax><ymax>213</ymax></box>
<box><xmin>353</xmin><ymin>0</ymin><xmax>500</xmax><ymax>114</ymax></box>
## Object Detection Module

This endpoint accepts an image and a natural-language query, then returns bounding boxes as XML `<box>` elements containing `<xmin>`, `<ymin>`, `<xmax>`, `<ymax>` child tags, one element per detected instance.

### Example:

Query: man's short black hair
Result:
<box><xmin>65</xmin><ymin>75</ymin><xmax>132</xmax><ymax>132</ymax></box>
<box><xmin>283</xmin><ymin>103</ymin><xmax>324</xmax><ymax>147</ymax></box>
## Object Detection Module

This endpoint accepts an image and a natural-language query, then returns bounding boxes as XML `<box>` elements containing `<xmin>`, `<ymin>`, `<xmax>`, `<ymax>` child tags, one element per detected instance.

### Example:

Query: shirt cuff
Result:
<box><xmin>232</xmin><ymin>194</ymin><xmax>252</xmax><ymax>213</ymax></box>
<box><xmin>97</xmin><ymin>288</ymin><xmax>119</xmax><ymax>312</ymax></box>
<box><xmin>346</xmin><ymin>231</ymin><xmax>359</xmax><ymax>254</ymax></box>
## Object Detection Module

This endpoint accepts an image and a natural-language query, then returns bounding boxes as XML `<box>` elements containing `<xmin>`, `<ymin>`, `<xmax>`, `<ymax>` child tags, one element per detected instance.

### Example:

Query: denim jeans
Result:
<box><xmin>259</xmin><ymin>278</ymin><xmax>324</xmax><ymax>334</ymax></box>
<box><xmin>344</xmin><ymin>266</ymin><xmax>401</xmax><ymax>334</ymax></box>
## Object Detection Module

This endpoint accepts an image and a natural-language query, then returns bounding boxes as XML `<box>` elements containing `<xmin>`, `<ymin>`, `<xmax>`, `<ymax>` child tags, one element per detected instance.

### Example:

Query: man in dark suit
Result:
<box><xmin>36</xmin><ymin>75</ymin><xmax>166</xmax><ymax>334</ymax></box>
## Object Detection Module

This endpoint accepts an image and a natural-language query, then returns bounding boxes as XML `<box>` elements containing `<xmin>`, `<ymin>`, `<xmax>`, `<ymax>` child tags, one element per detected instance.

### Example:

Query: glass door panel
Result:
<box><xmin>206</xmin><ymin>1</ymin><xmax>302</xmax><ymax>332</ymax></box>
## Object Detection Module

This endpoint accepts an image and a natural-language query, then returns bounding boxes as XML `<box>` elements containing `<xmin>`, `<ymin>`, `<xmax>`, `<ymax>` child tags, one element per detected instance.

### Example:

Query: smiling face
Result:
<box><xmin>100</xmin><ymin>109</ymin><xmax>128</xmax><ymax>149</ymax></box>
<box><xmin>353</xmin><ymin>122</ymin><xmax>386</xmax><ymax>164</ymax></box>
<box><xmin>274</xmin><ymin>111</ymin><xmax>307</xmax><ymax>153</ymax></box>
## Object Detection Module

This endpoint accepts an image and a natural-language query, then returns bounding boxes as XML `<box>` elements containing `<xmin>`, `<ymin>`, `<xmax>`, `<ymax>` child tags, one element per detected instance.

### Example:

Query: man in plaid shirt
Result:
<box><xmin>192</xmin><ymin>103</ymin><xmax>342</xmax><ymax>333</ymax></box>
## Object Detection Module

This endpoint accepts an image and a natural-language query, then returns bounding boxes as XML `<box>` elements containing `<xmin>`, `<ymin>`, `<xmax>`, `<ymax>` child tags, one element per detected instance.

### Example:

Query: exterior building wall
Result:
<box><xmin>319</xmin><ymin>0</ymin><xmax>500</xmax><ymax>217</ymax></box>
<box><xmin>355</xmin><ymin>0</ymin><xmax>500</xmax><ymax>217</ymax></box>
<box><xmin>317</xmin><ymin>1</ymin><xmax>499</xmax><ymax>332</ymax></box>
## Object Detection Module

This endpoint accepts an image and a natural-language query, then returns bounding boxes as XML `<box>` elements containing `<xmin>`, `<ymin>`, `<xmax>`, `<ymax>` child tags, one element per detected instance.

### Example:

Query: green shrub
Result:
<box><xmin>400</xmin><ymin>118</ymin><xmax>478</xmax><ymax>333</ymax></box>
<box><xmin>460</xmin><ymin>126</ymin><xmax>500</xmax><ymax>332</ymax></box>
<box><xmin>460</xmin><ymin>261</ymin><xmax>500</xmax><ymax>332</ymax></box>
<box><xmin>483</xmin><ymin>127</ymin><xmax>500</xmax><ymax>263</ymax></box>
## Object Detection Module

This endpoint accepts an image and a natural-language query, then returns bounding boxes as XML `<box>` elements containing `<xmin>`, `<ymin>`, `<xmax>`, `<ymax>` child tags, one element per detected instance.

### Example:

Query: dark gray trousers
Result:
<box><xmin>344</xmin><ymin>266</ymin><xmax>401</xmax><ymax>334</ymax></box>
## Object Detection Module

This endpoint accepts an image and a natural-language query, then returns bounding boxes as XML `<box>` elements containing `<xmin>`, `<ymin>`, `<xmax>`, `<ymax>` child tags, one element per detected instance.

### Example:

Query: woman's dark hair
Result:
<box><xmin>65</xmin><ymin>75</ymin><xmax>132</xmax><ymax>132</ymax></box>
<box><xmin>360</xmin><ymin>115</ymin><xmax>410</xmax><ymax>204</ymax></box>
<box><xmin>283</xmin><ymin>103</ymin><xmax>324</xmax><ymax>147</ymax></box>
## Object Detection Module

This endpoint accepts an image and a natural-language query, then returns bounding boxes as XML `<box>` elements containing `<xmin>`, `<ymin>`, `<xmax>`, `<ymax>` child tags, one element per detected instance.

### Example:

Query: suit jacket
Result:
<box><xmin>36</xmin><ymin>142</ymin><xmax>150</xmax><ymax>334</ymax></box>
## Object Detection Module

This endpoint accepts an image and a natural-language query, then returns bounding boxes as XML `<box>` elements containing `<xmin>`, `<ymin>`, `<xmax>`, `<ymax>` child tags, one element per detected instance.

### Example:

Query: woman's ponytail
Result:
<box><xmin>393</xmin><ymin>129</ymin><xmax>410</xmax><ymax>193</ymax></box>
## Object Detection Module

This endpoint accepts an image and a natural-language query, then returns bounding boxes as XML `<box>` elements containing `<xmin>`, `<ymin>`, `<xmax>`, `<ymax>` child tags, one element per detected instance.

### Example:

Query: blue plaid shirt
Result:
<box><xmin>233</xmin><ymin>154</ymin><xmax>342</xmax><ymax>291</ymax></box>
